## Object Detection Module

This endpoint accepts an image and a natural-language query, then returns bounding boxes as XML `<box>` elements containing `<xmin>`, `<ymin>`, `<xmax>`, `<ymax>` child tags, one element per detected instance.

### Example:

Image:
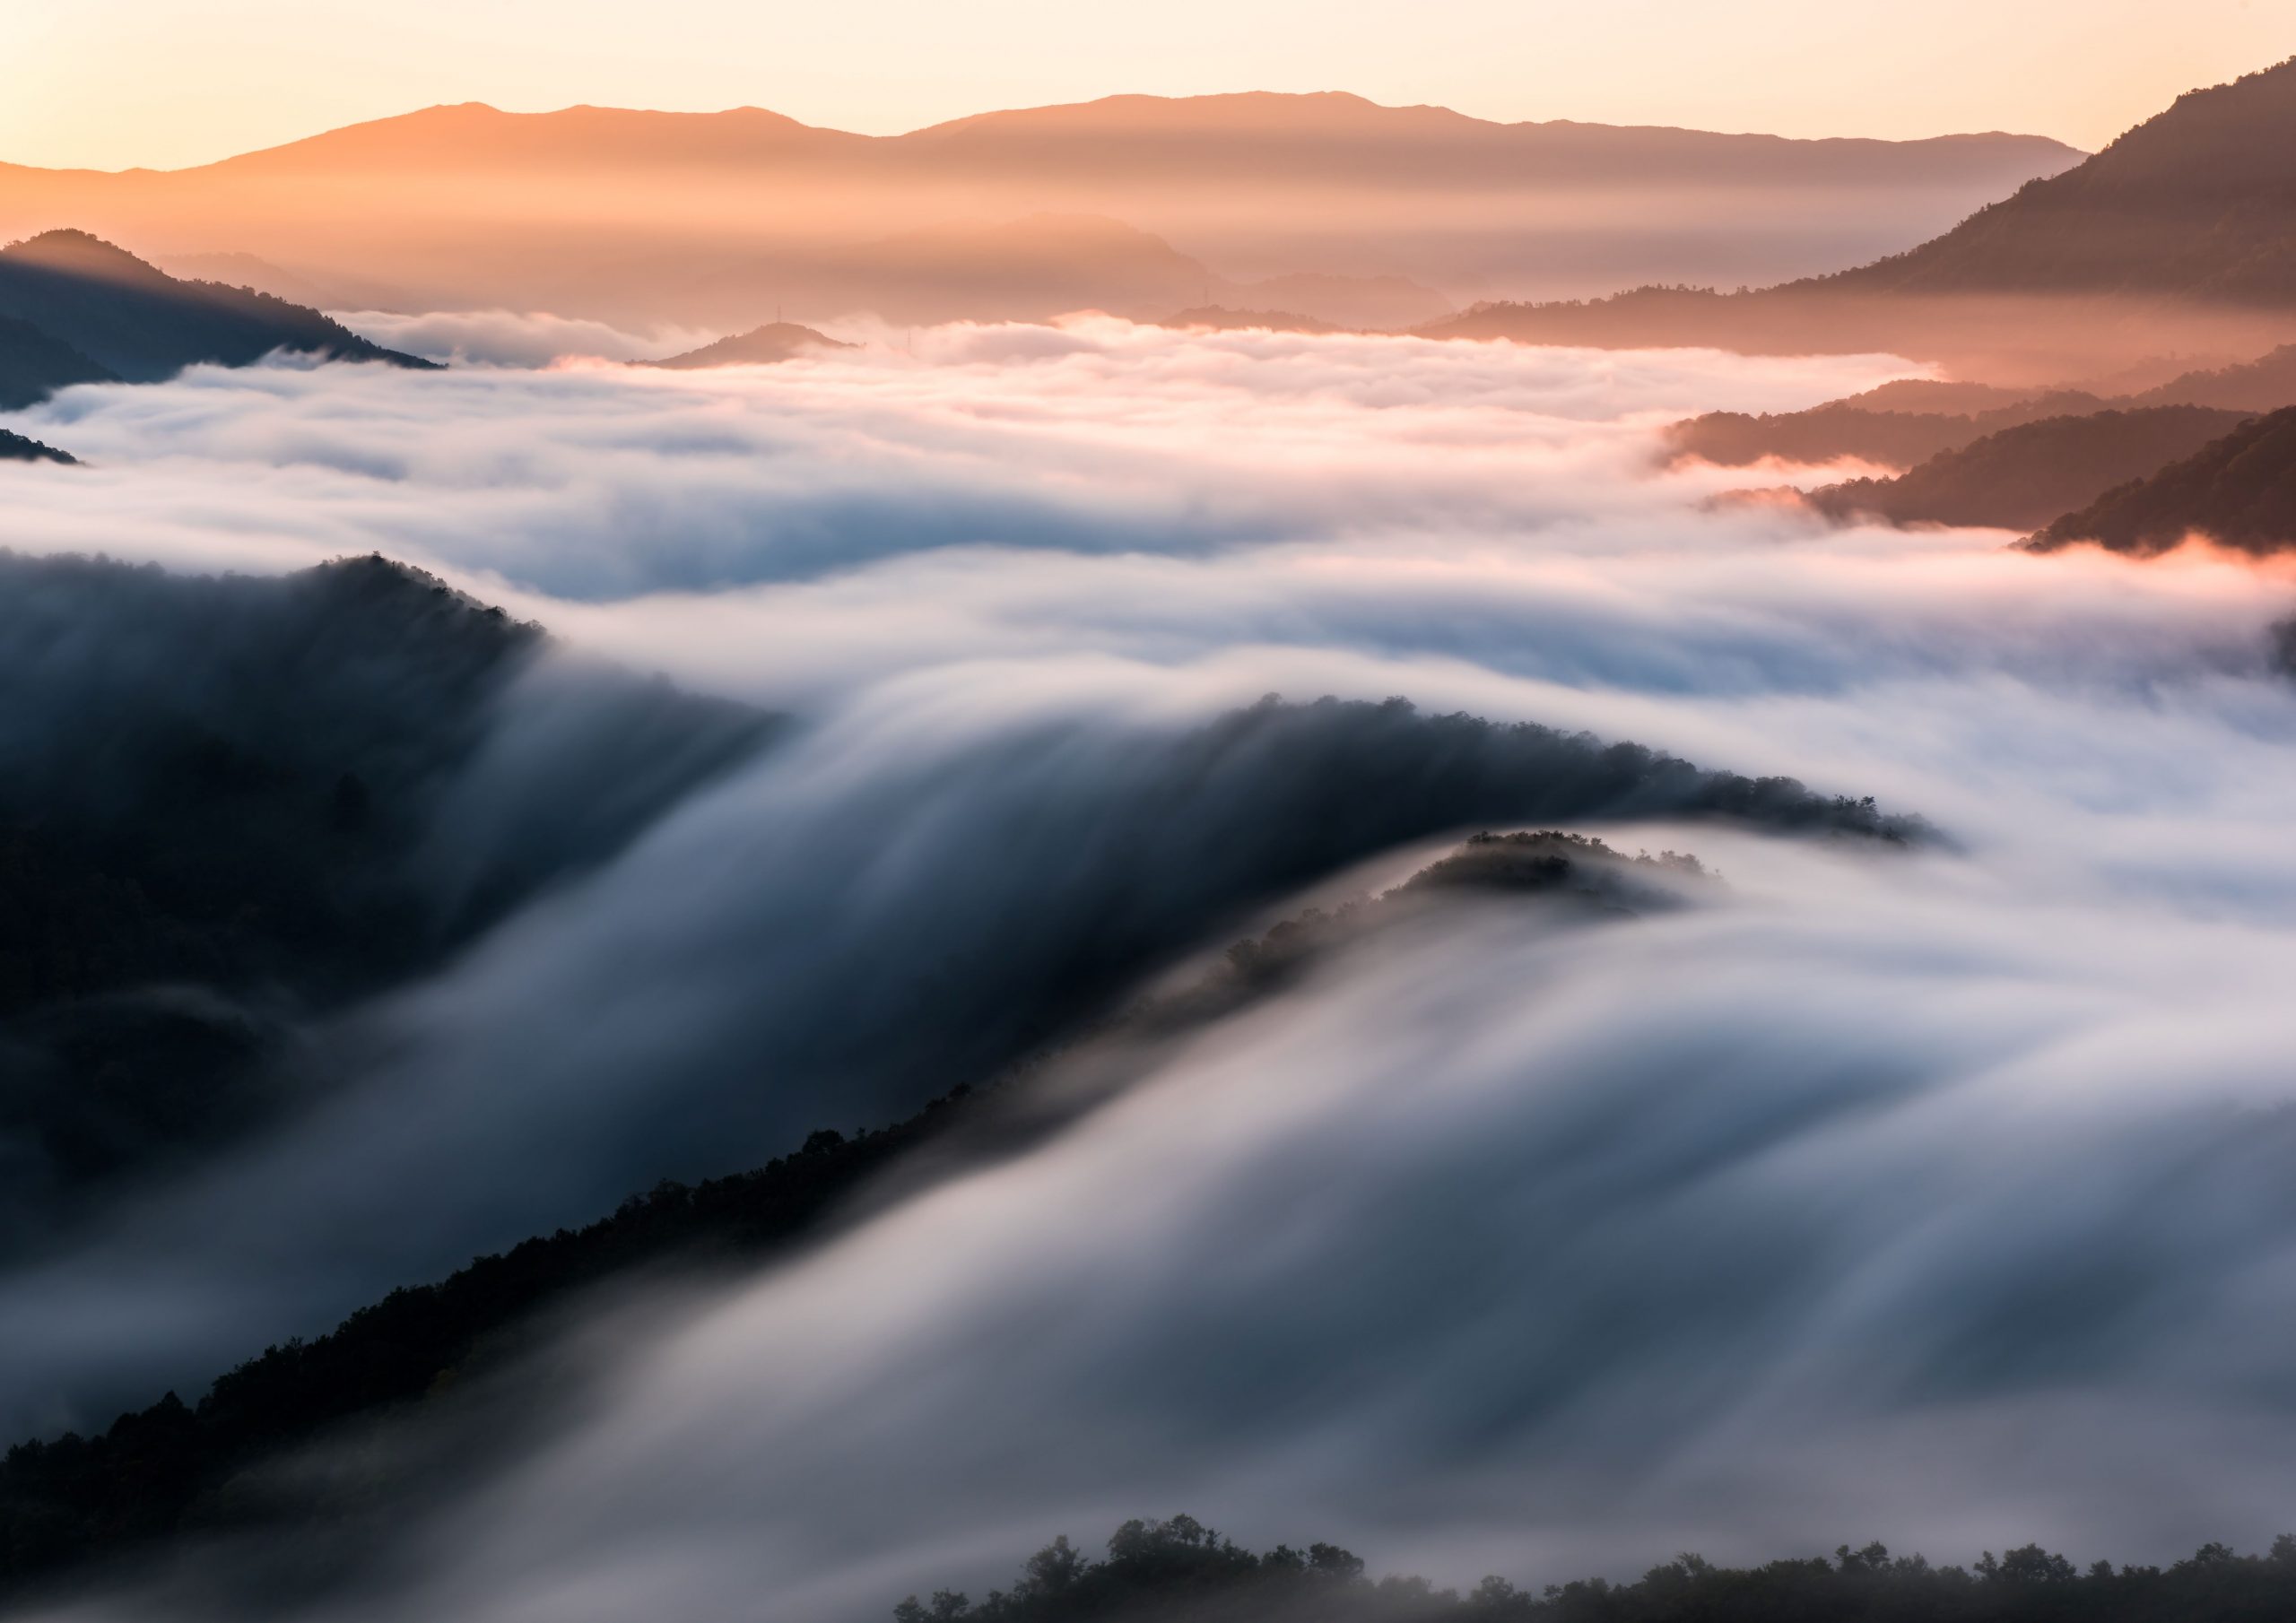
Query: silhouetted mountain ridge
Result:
<box><xmin>0</xmin><ymin>230</ymin><xmax>431</xmax><ymax>385</ymax></box>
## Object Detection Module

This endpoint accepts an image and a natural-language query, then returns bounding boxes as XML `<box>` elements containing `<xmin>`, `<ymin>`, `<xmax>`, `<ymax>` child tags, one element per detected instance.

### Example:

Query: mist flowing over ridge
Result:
<box><xmin>6</xmin><ymin>23</ymin><xmax>2296</xmax><ymax>1612</ymax></box>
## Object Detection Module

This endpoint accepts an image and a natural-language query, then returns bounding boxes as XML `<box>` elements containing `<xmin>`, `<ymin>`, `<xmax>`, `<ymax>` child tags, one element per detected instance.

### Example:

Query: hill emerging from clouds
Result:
<box><xmin>645</xmin><ymin>320</ymin><xmax>853</xmax><ymax>368</ymax></box>
<box><xmin>0</xmin><ymin>230</ymin><xmax>429</xmax><ymax>400</ymax></box>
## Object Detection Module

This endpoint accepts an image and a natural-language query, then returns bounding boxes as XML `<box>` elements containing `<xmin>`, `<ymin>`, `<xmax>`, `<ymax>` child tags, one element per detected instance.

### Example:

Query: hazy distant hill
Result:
<box><xmin>0</xmin><ymin>230</ymin><xmax>431</xmax><ymax>383</ymax></box>
<box><xmin>2026</xmin><ymin>405</ymin><xmax>2296</xmax><ymax>554</ymax></box>
<box><xmin>152</xmin><ymin>249</ymin><xmax>409</xmax><ymax>315</ymax></box>
<box><xmin>641</xmin><ymin>213</ymin><xmax>1433</xmax><ymax>328</ymax></box>
<box><xmin>2125</xmin><ymin>343</ymin><xmax>2296</xmax><ymax>411</ymax></box>
<box><xmin>1804</xmin><ymin>406</ymin><xmax>2254</xmax><ymax>530</ymax></box>
<box><xmin>647</xmin><ymin>320</ymin><xmax>853</xmax><ymax>367</ymax></box>
<box><xmin>1424</xmin><ymin>59</ymin><xmax>2296</xmax><ymax>378</ymax></box>
<box><xmin>0</xmin><ymin>93</ymin><xmax>2080</xmax><ymax>327</ymax></box>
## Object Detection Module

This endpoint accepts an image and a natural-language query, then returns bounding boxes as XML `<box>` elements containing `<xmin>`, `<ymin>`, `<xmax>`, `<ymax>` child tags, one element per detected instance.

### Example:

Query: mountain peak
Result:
<box><xmin>2</xmin><ymin>229</ymin><xmax>171</xmax><ymax>287</ymax></box>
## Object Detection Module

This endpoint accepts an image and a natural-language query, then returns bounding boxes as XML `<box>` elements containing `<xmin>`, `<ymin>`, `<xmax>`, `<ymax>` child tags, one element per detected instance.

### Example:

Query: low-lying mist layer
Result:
<box><xmin>3</xmin><ymin>321</ymin><xmax>2296</xmax><ymax>1620</ymax></box>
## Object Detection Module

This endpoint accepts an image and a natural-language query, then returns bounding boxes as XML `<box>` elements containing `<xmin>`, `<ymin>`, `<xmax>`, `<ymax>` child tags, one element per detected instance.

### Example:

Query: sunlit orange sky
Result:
<box><xmin>8</xmin><ymin>0</ymin><xmax>2295</xmax><ymax>171</ymax></box>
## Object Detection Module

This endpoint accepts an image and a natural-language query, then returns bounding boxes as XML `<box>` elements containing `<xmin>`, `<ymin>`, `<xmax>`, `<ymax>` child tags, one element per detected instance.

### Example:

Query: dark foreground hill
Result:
<box><xmin>2025</xmin><ymin>405</ymin><xmax>2296</xmax><ymax>555</ymax></box>
<box><xmin>1804</xmin><ymin>406</ymin><xmax>2254</xmax><ymax>531</ymax></box>
<box><xmin>0</xmin><ymin>836</ymin><xmax>1768</xmax><ymax>1603</ymax></box>
<box><xmin>894</xmin><ymin>1514</ymin><xmax>2296</xmax><ymax>1623</ymax></box>
<box><xmin>0</xmin><ymin>230</ymin><xmax>431</xmax><ymax>388</ymax></box>
<box><xmin>0</xmin><ymin>310</ymin><xmax>113</xmax><ymax>410</ymax></box>
<box><xmin>0</xmin><ymin>427</ymin><xmax>74</xmax><ymax>464</ymax></box>
<box><xmin>0</xmin><ymin>552</ymin><xmax>774</xmax><ymax>1243</ymax></box>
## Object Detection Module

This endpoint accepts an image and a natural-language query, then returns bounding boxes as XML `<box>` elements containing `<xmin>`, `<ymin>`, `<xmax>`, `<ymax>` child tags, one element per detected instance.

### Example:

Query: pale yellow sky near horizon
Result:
<box><xmin>6</xmin><ymin>0</ymin><xmax>2294</xmax><ymax>171</ymax></box>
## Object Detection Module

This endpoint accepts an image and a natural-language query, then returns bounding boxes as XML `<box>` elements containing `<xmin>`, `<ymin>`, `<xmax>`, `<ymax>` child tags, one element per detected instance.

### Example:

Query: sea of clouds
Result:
<box><xmin>4</xmin><ymin>319</ymin><xmax>2296</xmax><ymax>1619</ymax></box>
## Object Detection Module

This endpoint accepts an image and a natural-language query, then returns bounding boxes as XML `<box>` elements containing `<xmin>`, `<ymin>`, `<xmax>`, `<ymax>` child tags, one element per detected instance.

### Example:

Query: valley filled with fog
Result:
<box><xmin>4</xmin><ymin>322</ymin><xmax>2296</xmax><ymax>1619</ymax></box>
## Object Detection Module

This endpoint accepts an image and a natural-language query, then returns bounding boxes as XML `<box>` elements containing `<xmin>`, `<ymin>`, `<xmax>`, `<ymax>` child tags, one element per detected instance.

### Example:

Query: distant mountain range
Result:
<box><xmin>0</xmin><ymin>230</ymin><xmax>429</xmax><ymax>417</ymax></box>
<box><xmin>0</xmin><ymin>93</ymin><xmax>2082</xmax><ymax>328</ymax></box>
<box><xmin>1430</xmin><ymin>59</ymin><xmax>2296</xmax><ymax>379</ymax></box>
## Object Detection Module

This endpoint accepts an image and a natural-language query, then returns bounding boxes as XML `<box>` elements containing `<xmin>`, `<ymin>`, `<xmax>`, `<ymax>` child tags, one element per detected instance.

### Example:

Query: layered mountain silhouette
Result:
<box><xmin>1426</xmin><ymin>59</ymin><xmax>2296</xmax><ymax>378</ymax></box>
<box><xmin>0</xmin><ymin>230</ymin><xmax>428</xmax><ymax>404</ymax></box>
<box><xmin>0</xmin><ymin>94</ymin><xmax>2079</xmax><ymax>327</ymax></box>
<box><xmin>646</xmin><ymin>320</ymin><xmax>853</xmax><ymax>368</ymax></box>
<box><xmin>1666</xmin><ymin>388</ymin><xmax>2114</xmax><ymax>471</ymax></box>
<box><xmin>1802</xmin><ymin>406</ymin><xmax>2255</xmax><ymax>531</ymax></box>
<box><xmin>649</xmin><ymin>212</ymin><xmax>1326</xmax><ymax>327</ymax></box>
<box><xmin>2121</xmin><ymin>343</ymin><xmax>2296</xmax><ymax>412</ymax></box>
<box><xmin>2025</xmin><ymin>405</ymin><xmax>2296</xmax><ymax>555</ymax></box>
<box><xmin>1669</xmin><ymin>341</ymin><xmax>2296</xmax><ymax>472</ymax></box>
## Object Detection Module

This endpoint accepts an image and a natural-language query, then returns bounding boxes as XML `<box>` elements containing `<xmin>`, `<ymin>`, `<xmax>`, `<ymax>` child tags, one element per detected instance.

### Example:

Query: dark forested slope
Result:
<box><xmin>0</xmin><ymin>311</ymin><xmax>112</xmax><ymax>410</ymax></box>
<box><xmin>891</xmin><ymin>1515</ymin><xmax>2296</xmax><ymax>1623</ymax></box>
<box><xmin>2024</xmin><ymin>405</ymin><xmax>2296</xmax><ymax>554</ymax></box>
